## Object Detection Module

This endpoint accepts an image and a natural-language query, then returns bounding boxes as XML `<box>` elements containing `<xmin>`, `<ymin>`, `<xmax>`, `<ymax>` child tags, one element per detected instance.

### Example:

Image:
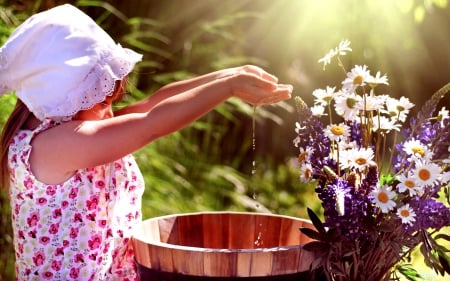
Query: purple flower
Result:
<box><xmin>318</xmin><ymin>179</ymin><xmax>377</xmax><ymax>241</ymax></box>
<box><xmin>407</xmin><ymin>198</ymin><xmax>450</xmax><ymax>232</ymax></box>
<box><xmin>294</xmin><ymin>97</ymin><xmax>335</xmax><ymax>182</ymax></box>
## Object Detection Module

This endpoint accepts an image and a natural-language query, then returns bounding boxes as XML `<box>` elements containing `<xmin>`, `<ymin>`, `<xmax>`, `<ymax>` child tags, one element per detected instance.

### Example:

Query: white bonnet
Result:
<box><xmin>0</xmin><ymin>4</ymin><xmax>142</xmax><ymax>121</ymax></box>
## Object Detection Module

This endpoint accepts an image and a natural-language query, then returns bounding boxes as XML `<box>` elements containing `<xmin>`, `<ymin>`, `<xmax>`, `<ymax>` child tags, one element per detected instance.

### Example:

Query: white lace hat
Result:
<box><xmin>0</xmin><ymin>4</ymin><xmax>142</xmax><ymax>121</ymax></box>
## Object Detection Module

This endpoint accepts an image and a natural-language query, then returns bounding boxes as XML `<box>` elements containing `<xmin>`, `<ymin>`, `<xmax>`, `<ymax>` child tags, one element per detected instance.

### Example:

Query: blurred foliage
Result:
<box><xmin>1</xmin><ymin>0</ymin><xmax>449</xmax><ymax>280</ymax></box>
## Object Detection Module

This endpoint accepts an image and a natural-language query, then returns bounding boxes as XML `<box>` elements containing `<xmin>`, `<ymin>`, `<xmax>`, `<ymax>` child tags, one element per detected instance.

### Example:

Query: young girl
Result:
<box><xmin>0</xmin><ymin>4</ymin><xmax>292</xmax><ymax>281</ymax></box>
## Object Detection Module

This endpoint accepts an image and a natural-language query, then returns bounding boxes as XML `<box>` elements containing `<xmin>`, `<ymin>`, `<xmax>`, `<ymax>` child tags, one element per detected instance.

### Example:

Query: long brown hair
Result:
<box><xmin>0</xmin><ymin>99</ymin><xmax>33</xmax><ymax>189</ymax></box>
<box><xmin>0</xmin><ymin>78</ymin><xmax>128</xmax><ymax>190</ymax></box>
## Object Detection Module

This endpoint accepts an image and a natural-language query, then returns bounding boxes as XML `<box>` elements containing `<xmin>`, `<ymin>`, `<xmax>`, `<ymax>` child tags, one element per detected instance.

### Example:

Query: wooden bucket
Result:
<box><xmin>132</xmin><ymin>212</ymin><xmax>317</xmax><ymax>280</ymax></box>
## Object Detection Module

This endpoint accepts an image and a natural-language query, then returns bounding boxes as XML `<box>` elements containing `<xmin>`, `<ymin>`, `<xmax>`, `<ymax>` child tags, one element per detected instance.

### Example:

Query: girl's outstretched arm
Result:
<box><xmin>29</xmin><ymin>66</ymin><xmax>292</xmax><ymax>184</ymax></box>
<box><xmin>115</xmin><ymin>65</ymin><xmax>280</xmax><ymax>115</ymax></box>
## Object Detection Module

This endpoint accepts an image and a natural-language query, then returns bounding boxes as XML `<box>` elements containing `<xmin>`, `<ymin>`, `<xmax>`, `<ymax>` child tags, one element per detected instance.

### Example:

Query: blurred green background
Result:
<box><xmin>1</xmin><ymin>0</ymin><xmax>449</xmax><ymax>280</ymax></box>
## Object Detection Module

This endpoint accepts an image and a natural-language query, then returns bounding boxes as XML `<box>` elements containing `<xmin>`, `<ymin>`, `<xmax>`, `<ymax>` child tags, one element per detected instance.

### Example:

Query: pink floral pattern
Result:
<box><xmin>8</xmin><ymin>120</ymin><xmax>145</xmax><ymax>280</ymax></box>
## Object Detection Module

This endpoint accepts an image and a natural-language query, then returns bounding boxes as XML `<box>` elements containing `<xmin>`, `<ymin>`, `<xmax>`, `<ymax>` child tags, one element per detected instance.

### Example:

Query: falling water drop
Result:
<box><xmin>254</xmin><ymin>231</ymin><xmax>263</xmax><ymax>247</ymax></box>
<box><xmin>251</xmin><ymin>106</ymin><xmax>259</xmax><ymax>209</ymax></box>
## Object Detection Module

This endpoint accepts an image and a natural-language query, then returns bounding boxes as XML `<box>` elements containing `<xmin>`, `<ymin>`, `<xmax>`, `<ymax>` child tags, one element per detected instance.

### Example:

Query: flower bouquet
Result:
<box><xmin>294</xmin><ymin>40</ymin><xmax>450</xmax><ymax>281</ymax></box>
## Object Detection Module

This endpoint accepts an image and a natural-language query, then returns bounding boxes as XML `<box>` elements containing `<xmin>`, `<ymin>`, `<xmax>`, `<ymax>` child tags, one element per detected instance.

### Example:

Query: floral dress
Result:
<box><xmin>8</xmin><ymin>120</ymin><xmax>145</xmax><ymax>281</ymax></box>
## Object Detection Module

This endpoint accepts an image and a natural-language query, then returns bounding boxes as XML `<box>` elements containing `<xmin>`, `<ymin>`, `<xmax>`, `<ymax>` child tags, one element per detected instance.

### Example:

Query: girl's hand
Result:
<box><xmin>224</xmin><ymin>65</ymin><xmax>293</xmax><ymax>106</ymax></box>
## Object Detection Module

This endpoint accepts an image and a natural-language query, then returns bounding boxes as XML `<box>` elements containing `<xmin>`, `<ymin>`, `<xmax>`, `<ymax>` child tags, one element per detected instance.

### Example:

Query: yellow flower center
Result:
<box><xmin>331</xmin><ymin>125</ymin><xmax>345</xmax><ymax>136</ymax></box>
<box><xmin>405</xmin><ymin>180</ymin><xmax>415</xmax><ymax>189</ymax></box>
<box><xmin>298</xmin><ymin>152</ymin><xmax>308</xmax><ymax>163</ymax></box>
<box><xmin>377</xmin><ymin>192</ymin><xmax>389</xmax><ymax>203</ymax></box>
<box><xmin>400</xmin><ymin>209</ymin><xmax>410</xmax><ymax>218</ymax></box>
<box><xmin>355</xmin><ymin>158</ymin><xmax>367</xmax><ymax>165</ymax></box>
<box><xmin>411</xmin><ymin>147</ymin><xmax>425</xmax><ymax>157</ymax></box>
<box><xmin>353</xmin><ymin>75</ymin><xmax>363</xmax><ymax>85</ymax></box>
<box><xmin>396</xmin><ymin>105</ymin><xmax>405</xmax><ymax>112</ymax></box>
<box><xmin>304</xmin><ymin>168</ymin><xmax>312</xmax><ymax>179</ymax></box>
<box><xmin>418</xmin><ymin>168</ymin><xmax>431</xmax><ymax>181</ymax></box>
<box><xmin>346</xmin><ymin>98</ymin><xmax>357</xmax><ymax>109</ymax></box>
<box><xmin>323</xmin><ymin>96</ymin><xmax>333</xmax><ymax>103</ymax></box>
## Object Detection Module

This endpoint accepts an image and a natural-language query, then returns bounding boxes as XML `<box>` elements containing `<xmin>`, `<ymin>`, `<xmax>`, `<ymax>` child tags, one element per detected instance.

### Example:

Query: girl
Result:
<box><xmin>0</xmin><ymin>4</ymin><xmax>292</xmax><ymax>280</ymax></box>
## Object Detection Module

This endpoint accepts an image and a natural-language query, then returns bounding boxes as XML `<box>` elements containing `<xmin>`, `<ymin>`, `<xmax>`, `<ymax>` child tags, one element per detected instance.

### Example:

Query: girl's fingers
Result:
<box><xmin>228</xmin><ymin>67</ymin><xmax>292</xmax><ymax>105</ymax></box>
<box><xmin>241</xmin><ymin>65</ymin><xmax>279</xmax><ymax>83</ymax></box>
<box><xmin>257</xmin><ymin>84</ymin><xmax>292</xmax><ymax>105</ymax></box>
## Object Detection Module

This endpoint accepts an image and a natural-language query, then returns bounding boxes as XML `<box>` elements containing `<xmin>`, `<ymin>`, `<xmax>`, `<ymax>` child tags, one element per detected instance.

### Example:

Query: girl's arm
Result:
<box><xmin>115</xmin><ymin>65</ymin><xmax>279</xmax><ymax>115</ymax></box>
<box><xmin>29</xmin><ymin>67</ymin><xmax>292</xmax><ymax>184</ymax></box>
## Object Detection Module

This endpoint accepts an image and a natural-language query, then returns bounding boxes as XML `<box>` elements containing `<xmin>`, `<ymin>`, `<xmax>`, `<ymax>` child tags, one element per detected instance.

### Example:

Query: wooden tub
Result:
<box><xmin>132</xmin><ymin>212</ymin><xmax>317</xmax><ymax>280</ymax></box>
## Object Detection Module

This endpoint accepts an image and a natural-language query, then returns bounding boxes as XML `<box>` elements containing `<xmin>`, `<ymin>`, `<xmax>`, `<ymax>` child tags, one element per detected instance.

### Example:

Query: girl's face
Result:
<box><xmin>74</xmin><ymin>98</ymin><xmax>114</xmax><ymax>120</ymax></box>
<box><xmin>73</xmin><ymin>79</ymin><xmax>127</xmax><ymax>121</ymax></box>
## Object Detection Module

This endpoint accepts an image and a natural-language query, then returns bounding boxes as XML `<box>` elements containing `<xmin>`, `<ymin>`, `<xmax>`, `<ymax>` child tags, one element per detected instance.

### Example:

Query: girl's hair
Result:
<box><xmin>0</xmin><ymin>99</ymin><xmax>33</xmax><ymax>189</ymax></box>
<box><xmin>0</xmin><ymin>78</ymin><xmax>128</xmax><ymax>190</ymax></box>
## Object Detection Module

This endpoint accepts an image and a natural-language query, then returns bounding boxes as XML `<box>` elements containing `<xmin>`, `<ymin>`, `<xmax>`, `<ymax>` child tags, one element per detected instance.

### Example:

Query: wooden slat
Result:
<box><xmin>279</xmin><ymin>217</ymin><xmax>303</xmax><ymax>246</ymax></box>
<box><xmin>177</xmin><ymin>213</ymin><xmax>203</xmax><ymax>247</ymax></box>
<box><xmin>254</xmin><ymin>214</ymin><xmax>282</xmax><ymax>249</ymax></box>
<box><xmin>148</xmin><ymin>244</ymin><xmax>173</xmax><ymax>272</ymax></box>
<box><xmin>271</xmin><ymin>247</ymin><xmax>300</xmax><ymax>275</ymax></box>
<box><xmin>131</xmin><ymin>238</ymin><xmax>152</xmax><ymax>268</ymax></box>
<box><xmin>203</xmin><ymin>250</ymin><xmax>237</xmax><ymax>277</ymax></box>
<box><xmin>202</xmin><ymin>213</ymin><xmax>228</xmax><ymax>248</ymax></box>
<box><xmin>228</xmin><ymin>213</ymin><xmax>255</xmax><ymax>249</ymax></box>
<box><xmin>171</xmin><ymin>248</ymin><xmax>204</xmax><ymax>276</ymax></box>
<box><xmin>137</xmin><ymin>219</ymin><xmax>161</xmax><ymax>242</ymax></box>
<box><xmin>236</xmin><ymin>251</ymin><xmax>252</xmax><ymax>277</ymax></box>
<box><xmin>249</xmin><ymin>249</ymin><xmax>273</xmax><ymax>276</ymax></box>
<box><xmin>159</xmin><ymin>216</ymin><xmax>178</xmax><ymax>244</ymax></box>
<box><xmin>298</xmin><ymin>245</ymin><xmax>315</xmax><ymax>272</ymax></box>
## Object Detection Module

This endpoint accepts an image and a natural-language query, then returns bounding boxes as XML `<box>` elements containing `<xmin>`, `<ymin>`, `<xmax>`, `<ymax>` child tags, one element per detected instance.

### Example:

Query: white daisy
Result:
<box><xmin>370</xmin><ymin>185</ymin><xmax>397</xmax><ymax>213</ymax></box>
<box><xmin>313</xmin><ymin>86</ymin><xmax>336</xmax><ymax>106</ymax></box>
<box><xmin>437</xmin><ymin>107</ymin><xmax>449</xmax><ymax>127</ymax></box>
<box><xmin>318</xmin><ymin>39</ymin><xmax>352</xmax><ymax>69</ymax></box>
<box><xmin>318</xmin><ymin>49</ymin><xmax>337</xmax><ymax>70</ymax></box>
<box><xmin>339</xmin><ymin>147</ymin><xmax>374</xmax><ymax>171</ymax></box>
<box><xmin>338</xmin><ymin>148</ymin><xmax>352</xmax><ymax>169</ymax></box>
<box><xmin>402</xmin><ymin>139</ymin><xmax>433</xmax><ymax>162</ymax></box>
<box><xmin>294</xmin><ymin>121</ymin><xmax>304</xmax><ymax>134</ymax></box>
<box><xmin>384</xmin><ymin>96</ymin><xmax>414</xmax><ymax>122</ymax></box>
<box><xmin>294</xmin><ymin>122</ymin><xmax>305</xmax><ymax>147</ymax></box>
<box><xmin>293</xmin><ymin>136</ymin><xmax>300</xmax><ymax>148</ymax></box>
<box><xmin>334</xmin><ymin>92</ymin><xmax>362</xmax><ymax>120</ymax></box>
<box><xmin>366</xmin><ymin>71</ymin><xmax>389</xmax><ymax>87</ymax></box>
<box><xmin>324</xmin><ymin>123</ymin><xmax>350</xmax><ymax>142</ymax></box>
<box><xmin>356</xmin><ymin>94</ymin><xmax>385</xmax><ymax>112</ymax></box>
<box><xmin>372</xmin><ymin>115</ymin><xmax>401</xmax><ymax>133</ymax></box>
<box><xmin>397</xmin><ymin>96</ymin><xmax>415</xmax><ymax>112</ymax></box>
<box><xmin>297</xmin><ymin>146</ymin><xmax>314</xmax><ymax>164</ymax></box>
<box><xmin>440</xmin><ymin>171</ymin><xmax>450</xmax><ymax>184</ymax></box>
<box><xmin>339</xmin><ymin>140</ymin><xmax>358</xmax><ymax>150</ymax></box>
<box><xmin>397</xmin><ymin>173</ymin><xmax>422</xmax><ymax>196</ymax></box>
<box><xmin>299</xmin><ymin>163</ymin><xmax>313</xmax><ymax>183</ymax></box>
<box><xmin>311</xmin><ymin>105</ymin><xmax>326</xmax><ymax>117</ymax></box>
<box><xmin>342</xmin><ymin>65</ymin><xmax>371</xmax><ymax>93</ymax></box>
<box><xmin>414</xmin><ymin>162</ymin><xmax>441</xmax><ymax>186</ymax></box>
<box><xmin>396</xmin><ymin>204</ymin><xmax>416</xmax><ymax>226</ymax></box>
<box><xmin>336</xmin><ymin>39</ymin><xmax>352</xmax><ymax>55</ymax></box>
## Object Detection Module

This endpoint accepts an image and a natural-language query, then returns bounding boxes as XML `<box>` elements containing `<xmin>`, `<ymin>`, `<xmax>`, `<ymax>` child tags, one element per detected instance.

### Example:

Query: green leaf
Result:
<box><xmin>396</xmin><ymin>264</ymin><xmax>423</xmax><ymax>281</ymax></box>
<box><xmin>437</xmin><ymin>246</ymin><xmax>450</xmax><ymax>274</ymax></box>
<box><xmin>300</xmin><ymin>227</ymin><xmax>324</xmax><ymax>241</ymax></box>
<box><xmin>438</xmin><ymin>254</ymin><xmax>450</xmax><ymax>275</ymax></box>
<box><xmin>435</xmin><ymin>233</ymin><xmax>450</xmax><ymax>242</ymax></box>
<box><xmin>306</xmin><ymin>207</ymin><xmax>326</xmax><ymax>235</ymax></box>
<box><xmin>303</xmin><ymin>241</ymin><xmax>330</xmax><ymax>254</ymax></box>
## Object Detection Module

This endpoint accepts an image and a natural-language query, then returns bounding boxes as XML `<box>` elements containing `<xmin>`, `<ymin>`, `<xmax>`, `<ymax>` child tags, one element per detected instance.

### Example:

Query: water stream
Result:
<box><xmin>252</xmin><ymin>106</ymin><xmax>264</xmax><ymax>248</ymax></box>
